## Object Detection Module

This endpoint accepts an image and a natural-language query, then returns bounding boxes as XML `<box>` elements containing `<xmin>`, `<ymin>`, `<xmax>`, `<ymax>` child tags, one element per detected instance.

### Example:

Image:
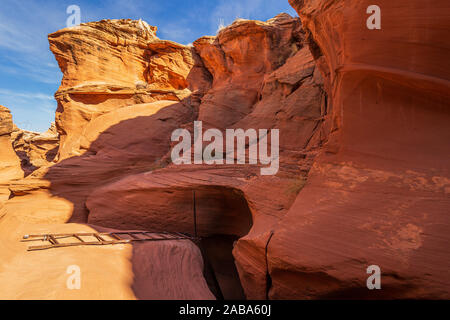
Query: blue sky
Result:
<box><xmin>0</xmin><ymin>0</ymin><xmax>297</xmax><ymax>132</ymax></box>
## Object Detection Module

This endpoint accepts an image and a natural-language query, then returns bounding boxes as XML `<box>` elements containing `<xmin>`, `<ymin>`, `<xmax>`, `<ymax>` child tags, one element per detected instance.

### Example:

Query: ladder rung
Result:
<box><xmin>109</xmin><ymin>233</ymin><xmax>122</xmax><ymax>240</ymax></box>
<box><xmin>93</xmin><ymin>234</ymin><xmax>106</xmax><ymax>242</ymax></box>
<box><xmin>73</xmin><ymin>235</ymin><xmax>84</xmax><ymax>242</ymax></box>
<box><xmin>48</xmin><ymin>235</ymin><xmax>59</xmax><ymax>245</ymax></box>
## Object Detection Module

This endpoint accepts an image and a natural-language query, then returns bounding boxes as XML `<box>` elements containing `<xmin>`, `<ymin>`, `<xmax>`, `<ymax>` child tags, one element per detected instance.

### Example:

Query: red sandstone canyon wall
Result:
<box><xmin>275</xmin><ymin>0</ymin><xmax>450</xmax><ymax>298</ymax></box>
<box><xmin>0</xmin><ymin>1</ymin><xmax>448</xmax><ymax>299</ymax></box>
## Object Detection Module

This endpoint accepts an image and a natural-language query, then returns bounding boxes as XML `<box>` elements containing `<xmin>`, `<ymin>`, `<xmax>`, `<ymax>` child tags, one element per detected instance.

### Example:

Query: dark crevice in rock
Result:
<box><xmin>306</xmin><ymin>32</ymin><xmax>323</xmax><ymax>60</ymax></box>
<box><xmin>14</xmin><ymin>150</ymin><xmax>38</xmax><ymax>177</ymax></box>
<box><xmin>265</xmin><ymin>231</ymin><xmax>275</xmax><ymax>300</ymax></box>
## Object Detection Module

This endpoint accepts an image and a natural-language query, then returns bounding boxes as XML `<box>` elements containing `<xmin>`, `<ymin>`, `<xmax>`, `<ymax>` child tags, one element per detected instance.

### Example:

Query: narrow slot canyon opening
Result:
<box><xmin>191</xmin><ymin>186</ymin><xmax>253</xmax><ymax>300</ymax></box>
<box><xmin>87</xmin><ymin>184</ymin><xmax>253</xmax><ymax>299</ymax></box>
<box><xmin>201</xmin><ymin>234</ymin><xmax>246</xmax><ymax>300</ymax></box>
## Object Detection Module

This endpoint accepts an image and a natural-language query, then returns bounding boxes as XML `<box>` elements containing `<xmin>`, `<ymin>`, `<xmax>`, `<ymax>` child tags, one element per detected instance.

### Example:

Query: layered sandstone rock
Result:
<box><xmin>1</xmin><ymin>14</ymin><xmax>327</xmax><ymax>299</ymax></box>
<box><xmin>193</xmin><ymin>14</ymin><xmax>304</xmax><ymax>129</ymax></box>
<box><xmin>0</xmin><ymin>106</ymin><xmax>23</xmax><ymax>205</ymax></box>
<box><xmin>0</xmin><ymin>214</ymin><xmax>213</xmax><ymax>299</ymax></box>
<box><xmin>84</xmin><ymin>14</ymin><xmax>329</xmax><ymax>299</ymax></box>
<box><xmin>6</xmin><ymin>19</ymin><xmax>211</xmax><ymax>223</ymax></box>
<box><xmin>1</xmin><ymin>1</ymin><xmax>448</xmax><ymax>300</ymax></box>
<box><xmin>49</xmin><ymin>19</ymin><xmax>210</xmax><ymax>160</ymax></box>
<box><xmin>11</xmin><ymin>122</ymin><xmax>59</xmax><ymax>174</ymax></box>
<box><xmin>266</xmin><ymin>0</ymin><xmax>450</xmax><ymax>298</ymax></box>
<box><xmin>0</xmin><ymin>19</ymin><xmax>213</xmax><ymax>300</ymax></box>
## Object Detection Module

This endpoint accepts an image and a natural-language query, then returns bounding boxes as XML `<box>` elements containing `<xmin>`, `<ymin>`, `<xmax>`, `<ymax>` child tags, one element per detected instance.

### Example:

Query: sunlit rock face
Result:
<box><xmin>48</xmin><ymin>19</ymin><xmax>211</xmax><ymax>160</ymax></box>
<box><xmin>81</xmin><ymin>14</ymin><xmax>329</xmax><ymax>299</ymax></box>
<box><xmin>1</xmin><ymin>15</ymin><xmax>328</xmax><ymax>299</ymax></box>
<box><xmin>1</xmin><ymin>0</ymin><xmax>448</xmax><ymax>300</ymax></box>
<box><xmin>0</xmin><ymin>106</ymin><xmax>23</xmax><ymax>205</ymax></box>
<box><xmin>11</xmin><ymin>122</ymin><xmax>59</xmax><ymax>174</ymax></box>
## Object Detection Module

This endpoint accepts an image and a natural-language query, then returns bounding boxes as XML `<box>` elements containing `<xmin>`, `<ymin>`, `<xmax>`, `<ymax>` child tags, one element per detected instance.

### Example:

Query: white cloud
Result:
<box><xmin>0</xmin><ymin>89</ymin><xmax>53</xmax><ymax>101</ymax></box>
<box><xmin>210</xmin><ymin>0</ymin><xmax>298</xmax><ymax>32</ymax></box>
<box><xmin>0</xmin><ymin>89</ymin><xmax>56</xmax><ymax>132</ymax></box>
<box><xmin>159</xmin><ymin>25</ymin><xmax>195</xmax><ymax>45</ymax></box>
<box><xmin>0</xmin><ymin>1</ymin><xmax>64</xmax><ymax>86</ymax></box>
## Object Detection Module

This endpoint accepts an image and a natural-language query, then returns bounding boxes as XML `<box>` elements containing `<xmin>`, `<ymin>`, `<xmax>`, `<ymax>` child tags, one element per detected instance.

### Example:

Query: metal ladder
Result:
<box><xmin>22</xmin><ymin>231</ymin><xmax>198</xmax><ymax>251</ymax></box>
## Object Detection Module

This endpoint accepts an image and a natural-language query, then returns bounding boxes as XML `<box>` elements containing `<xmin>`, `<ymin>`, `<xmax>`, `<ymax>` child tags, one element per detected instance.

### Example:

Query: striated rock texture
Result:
<box><xmin>1</xmin><ymin>1</ymin><xmax>449</xmax><ymax>300</ymax></box>
<box><xmin>1</xmin><ymin>14</ymin><xmax>328</xmax><ymax>300</ymax></box>
<box><xmin>278</xmin><ymin>0</ymin><xmax>450</xmax><ymax>298</ymax></box>
<box><xmin>48</xmin><ymin>19</ymin><xmax>210</xmax><ymax>160</ymax></box>
<box><xmin>83</xmin><ymin>14</ymin><xmax>329</xmax><ymax>299</ymax></box>
<box><xmin>0</xmin><ymin>106</ymin><xmax>23</xmax><ymax>204</ymax></box>
<box><xmin>11</xmin><ymin>122</ymin><xmax>59</xmax><ymax>174</ymax></box>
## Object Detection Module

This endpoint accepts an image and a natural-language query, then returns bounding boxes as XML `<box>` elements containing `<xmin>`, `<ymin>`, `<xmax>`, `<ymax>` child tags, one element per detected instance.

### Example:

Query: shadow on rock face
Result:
<box><xmin>45</xmin><ymin>146</ymin><xmax>59</xmax><ymax>162</ymax></box>
<box><xmin>14</xmin><ymin>150</ymin><xmax>39</xmax><ymax>177</ymax></box>
<box><xmin>41</xmin><ymin>94</ymin><xmax>256</xmax><ymax>299</ymax></box>
<box><xmin>43</xmin><ymin>99</ymin><xmax>197</xmax><ymax>223</ymax></box>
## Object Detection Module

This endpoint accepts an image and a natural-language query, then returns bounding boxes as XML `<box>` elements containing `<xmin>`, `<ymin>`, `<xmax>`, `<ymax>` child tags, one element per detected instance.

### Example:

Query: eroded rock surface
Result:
<box><xmin>1</xmin><ymin>2</ymin><xmax>449</xmax><ymax>300</ymax></box>
<box><xmin>49</xmin><ymin>19</ymin><xmax>210</xmax><ymax>160</ymax></box>
<box><xmin>0</xmin><ymin>106</ymin><xmax>23</xmax><ymax>204</ymax></box>
<box><xmin>274</xmin><ymin>0</ymin><xmax>450</xmax><ymax>299</ymax></box>
<box><xmin>11</xmin><ymin>122</ymin><xmax>59</xmax><ymax>174</ymax></box>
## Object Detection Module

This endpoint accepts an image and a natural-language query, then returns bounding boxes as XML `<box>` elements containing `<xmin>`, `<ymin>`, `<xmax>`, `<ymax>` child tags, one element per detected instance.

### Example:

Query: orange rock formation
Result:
<box><xmin>281</xmin><ymin>0</ymin><xmax>450</xmax><ymax>298</ymax></box>
<box><xmin>0</xmin><ymin>106</ymin><xmax>23</xmax><ymax>204</ymax></box>
<box><xmin>11</xmin><ymin>122</ymin><xmax>59</xmax><ymax>174</ymax></box>
<box><xmin>0</xmin><ymin>1</ymin><xmax>448</xmax><ymax>300</ymax></box>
